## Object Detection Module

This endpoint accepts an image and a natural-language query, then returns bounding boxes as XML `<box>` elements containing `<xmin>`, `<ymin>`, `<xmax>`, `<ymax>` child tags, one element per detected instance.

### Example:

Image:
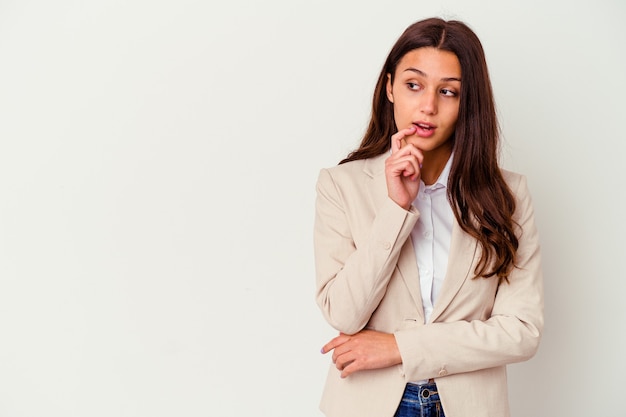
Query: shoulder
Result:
<box><xmin>318</xmin><ymin>154</ymin><xmax>386</xmax><ymax>186</ymax></box>
<box><xmin>500</xmin><ymin>168</ymin><xmax>536</xmax><ymax>222</ymax></box>
<box><xmin>315</xmin><ymin>154</ymin><xmax>387</xmax><ymax>212</ymax></box>
<box><xmin>501</xmin><ymin>168</ymin><xmax>528</xmax><ymax>195</ymax></box>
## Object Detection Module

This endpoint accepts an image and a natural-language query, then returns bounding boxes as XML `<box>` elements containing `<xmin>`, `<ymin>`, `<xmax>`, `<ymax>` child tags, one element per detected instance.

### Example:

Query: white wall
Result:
<box><xmin>0</xmin><ymin>0</ymin><xmax>624</xmax><ymax>416</ymax></box>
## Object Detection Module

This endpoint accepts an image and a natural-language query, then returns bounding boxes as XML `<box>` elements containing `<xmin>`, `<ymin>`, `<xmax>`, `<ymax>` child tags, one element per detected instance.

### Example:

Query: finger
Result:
<box><xmin>331</xmin><ymin>341</ymin><xmax>353</xmax><ymax>364</ymax></box>
<box><xmin>321</xmin><ymin>333</ymin><xmax>350</xmax><ymax>354</ymax></box>
<box><xmin>389</xmin><ymin>144</ymin><xmax>424</xmax><ymax>170</ymax></box>
<box><xmin>390</xmin><ymin>126</ymin><xmax>417</xmax><ymax>154</ymax></box>
<box><xmin>340</xmin><ymin>358</ymin><xmax>362</xmax><ymax>378</ymax></box>
<box><xmin>391</xmin><ymin>141</ymin><xmax>423</xmax><ymax>160</ymax></box>
<box><xmin>394</xmin><ymin>145</ymin><xmax>424</xmax><ymax>178</ymax></box>
<box><xmin>335</xmin><ymin>352</ymin><xmax>357</xmax><ymax>374</ymax></box>
<box><xmin>388</xmin><ymin>156</ymin><xmax>420</xmax><ymax>180</ymax></box>
<box><xmin>390</xmin><ymin>133</ymin><xmax>402</xmax><ymax>154</ymax></box>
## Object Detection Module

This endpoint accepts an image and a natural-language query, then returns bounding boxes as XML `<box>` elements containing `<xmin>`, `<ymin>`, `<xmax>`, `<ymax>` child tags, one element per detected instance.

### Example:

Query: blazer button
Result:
<box><xmin>438</xmin><ymin>369</ymin><xmax>448</xmax><ymax>377</ymax></box>
<box><xmin>382</xmin><ymin>241</ymin><xmax>391</xmax><ymax>250</ymax></box>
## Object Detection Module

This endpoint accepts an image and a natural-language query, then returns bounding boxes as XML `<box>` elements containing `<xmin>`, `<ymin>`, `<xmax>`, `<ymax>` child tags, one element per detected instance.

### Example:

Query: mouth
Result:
<box><xmin>413</xmin><ymin>121</ymin><xmax>435</xmax><ymax>131</ymax></box>
<box><xmin>412</xmin><ymin>121</ymin><xmax>437</xmax><ymax>137</ymax></box>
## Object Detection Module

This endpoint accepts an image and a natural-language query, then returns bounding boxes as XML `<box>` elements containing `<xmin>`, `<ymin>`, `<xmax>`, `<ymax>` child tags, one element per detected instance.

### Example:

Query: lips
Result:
<box><xmin>413</xmin><ymin>121</ymin><xmax>436</xmax><ymax>137</ymax></box>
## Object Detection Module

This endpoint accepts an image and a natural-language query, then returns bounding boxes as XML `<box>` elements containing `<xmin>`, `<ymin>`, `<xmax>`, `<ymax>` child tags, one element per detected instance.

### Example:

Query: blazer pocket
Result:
<box><xmin>398</xmin><ymin>317</ymin><xmax>422</xmax><ymax>331</ymax></box>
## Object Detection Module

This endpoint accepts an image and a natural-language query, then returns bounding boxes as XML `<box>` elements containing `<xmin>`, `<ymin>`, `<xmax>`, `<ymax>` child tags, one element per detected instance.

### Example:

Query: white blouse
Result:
<box><xmin>410</xmin><ymin>155</ymin><xmax>454</xmax><ymax>324</ymax></box>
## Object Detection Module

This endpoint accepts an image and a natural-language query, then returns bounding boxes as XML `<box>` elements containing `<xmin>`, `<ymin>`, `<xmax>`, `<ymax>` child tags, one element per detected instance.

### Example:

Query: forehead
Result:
<box><xmin>395</xmin><ymin>47</ymin><xmax>461</xmax><ymax>78</ymax></box>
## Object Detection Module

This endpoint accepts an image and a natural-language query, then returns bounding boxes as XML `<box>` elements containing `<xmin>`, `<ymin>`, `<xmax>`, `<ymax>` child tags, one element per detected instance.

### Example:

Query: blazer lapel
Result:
<box><xmin>364</xmin><ymin>155</ymin><xmax>425</xmax><ymax>321</ymax></box>
<box><xmin>429</xmin><ymin>222</ymin><xmax>479</xmax><ymax>323</ymax></box>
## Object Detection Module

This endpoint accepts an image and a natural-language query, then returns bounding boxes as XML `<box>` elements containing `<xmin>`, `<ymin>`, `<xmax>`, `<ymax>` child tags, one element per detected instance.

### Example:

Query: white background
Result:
<box><xmin>0</xmin><ymin>0</ymin><xmax>625</xmax><ymax>416</ymax></box>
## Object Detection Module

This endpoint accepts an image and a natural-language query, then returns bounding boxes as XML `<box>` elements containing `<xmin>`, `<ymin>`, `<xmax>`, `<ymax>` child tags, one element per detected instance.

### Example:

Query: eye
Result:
<box><xmin>407</xmin><ymin>82</ymin><xmax>420</xmax><ymax>91</ymax></box>
<box><xmin>440</xmin><ymin>88</ymin><xmax>458</xmax><ymax>97</ymax></box>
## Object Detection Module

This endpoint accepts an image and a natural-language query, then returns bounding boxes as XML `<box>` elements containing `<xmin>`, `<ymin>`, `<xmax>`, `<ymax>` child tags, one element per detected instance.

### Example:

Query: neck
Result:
<box><xmin>421</xmin><ymin>147</ymin><xmax>452</xmax><ymax>186</ymax></box>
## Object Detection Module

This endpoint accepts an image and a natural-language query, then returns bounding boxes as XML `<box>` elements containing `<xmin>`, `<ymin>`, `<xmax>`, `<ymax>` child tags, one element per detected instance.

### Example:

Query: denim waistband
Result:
<box><xmin>394</xmin><ymin>381</ymin><xmax>445</xmax><ymax>417</ymax></box>
<box><xmin>404</xmin><ymin>381</ymin><xmax>440</xmax><ymax>403</ymax></box>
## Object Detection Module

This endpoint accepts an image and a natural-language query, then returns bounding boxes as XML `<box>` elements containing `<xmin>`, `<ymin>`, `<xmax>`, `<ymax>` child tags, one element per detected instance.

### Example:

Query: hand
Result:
<box><xmin>385</xmin><ymin>126</ymin><xmax>424</xmax><ymax>210</ymax></box>
<box><xmin>320</xmin><ymin>330</ymin><xmax>402</xmax><ymax>378</ymax></box>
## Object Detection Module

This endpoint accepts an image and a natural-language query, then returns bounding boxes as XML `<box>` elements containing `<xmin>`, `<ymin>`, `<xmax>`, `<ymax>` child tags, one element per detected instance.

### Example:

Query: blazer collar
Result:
<box><xmin>363</xmin><ymin>152</ymin><xmax>387</xmax><ymax>178</ymax></box>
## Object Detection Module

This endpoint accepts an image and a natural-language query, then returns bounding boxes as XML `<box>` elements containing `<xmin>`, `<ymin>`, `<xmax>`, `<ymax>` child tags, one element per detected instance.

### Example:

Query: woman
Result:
<box><xmin>314</xmin><ymin>18</ymin><xmax>543</xmax><ymax>417</ymax></box>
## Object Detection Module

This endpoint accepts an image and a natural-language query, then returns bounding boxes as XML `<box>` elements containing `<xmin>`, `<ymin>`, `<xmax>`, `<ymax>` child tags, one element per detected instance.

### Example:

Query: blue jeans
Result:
<box><xmin>393</xmin><ymin>382</ymin><xmax>445</xmax><ymax>417</ymax></box>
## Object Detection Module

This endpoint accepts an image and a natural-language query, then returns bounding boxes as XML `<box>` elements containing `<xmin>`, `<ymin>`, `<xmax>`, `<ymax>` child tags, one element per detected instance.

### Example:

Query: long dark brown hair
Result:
<box><xmin>341</xmin><ymin>18</ymin><xmax>518</xmax><ymax>282</ymax></box>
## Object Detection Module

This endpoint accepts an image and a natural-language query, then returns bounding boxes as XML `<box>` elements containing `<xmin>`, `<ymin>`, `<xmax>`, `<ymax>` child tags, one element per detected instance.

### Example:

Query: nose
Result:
<box><xmin>420</xmin><ymin>89</ymin><xmax>438</xmax><ymax>115</ymax></box>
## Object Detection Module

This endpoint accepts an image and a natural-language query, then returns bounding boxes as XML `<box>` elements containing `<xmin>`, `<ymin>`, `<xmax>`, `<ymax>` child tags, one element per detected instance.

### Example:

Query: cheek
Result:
<box><xmin>392</xmin><ymin>100</ymin><xmax>413</xmax><ymax>123</ymax></box>
<box><xmin>391</xmin><ymin>104</ymin><xmax>403</xmax><ymax>128</ymax></box>
<box><xmin>445</xmin><ymin>106</ymin><xmax>460</xmax><ymax>127</ymax></box>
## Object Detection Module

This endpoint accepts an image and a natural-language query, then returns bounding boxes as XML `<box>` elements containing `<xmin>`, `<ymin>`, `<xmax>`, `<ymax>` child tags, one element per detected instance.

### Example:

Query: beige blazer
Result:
<box><xmin>314</xmin><ymin>153</ymin><xmax>543</xmax><ymax>417</ymax></box>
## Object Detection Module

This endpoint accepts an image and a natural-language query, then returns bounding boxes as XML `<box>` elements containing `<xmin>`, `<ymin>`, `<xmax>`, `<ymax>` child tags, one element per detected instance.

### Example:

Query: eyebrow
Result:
<box><xmin>403</xmin><ymin>67</ymin><xmax>461</xmax><ymax>82</ymax></box>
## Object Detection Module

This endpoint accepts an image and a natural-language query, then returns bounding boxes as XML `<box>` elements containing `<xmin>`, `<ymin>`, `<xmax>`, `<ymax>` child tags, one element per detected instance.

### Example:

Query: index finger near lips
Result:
<box><xmin>390</xmin><ymin>127</ymin><xmax>416</xmax><ymax>154</ymax></box>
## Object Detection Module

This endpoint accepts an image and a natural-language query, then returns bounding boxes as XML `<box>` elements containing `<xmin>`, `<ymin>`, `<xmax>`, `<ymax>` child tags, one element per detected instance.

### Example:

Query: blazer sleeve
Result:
<box><xmin>314</xmin><ymin>167</ymin><xmax>419</xmax><ymax>334</ymax></box>
<box><xmin>394</xmin><ymin>174</ymin><xmax>544</xmax><ymax>381</ymax></box>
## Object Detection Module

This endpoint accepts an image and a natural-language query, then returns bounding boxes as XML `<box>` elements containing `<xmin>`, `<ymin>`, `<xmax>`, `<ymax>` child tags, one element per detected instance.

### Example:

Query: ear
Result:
<box><xmin>386</xmin><ymin>73</ymin><xmax>394</xmax><ymax>103</ymax></box>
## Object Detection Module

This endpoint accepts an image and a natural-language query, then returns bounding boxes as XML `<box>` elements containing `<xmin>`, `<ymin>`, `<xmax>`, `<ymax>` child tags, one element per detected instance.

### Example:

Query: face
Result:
<box><xmin>386</xmin><ymin>47</ymin><xmax>461</xmax><ymax>158</ymax></box>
